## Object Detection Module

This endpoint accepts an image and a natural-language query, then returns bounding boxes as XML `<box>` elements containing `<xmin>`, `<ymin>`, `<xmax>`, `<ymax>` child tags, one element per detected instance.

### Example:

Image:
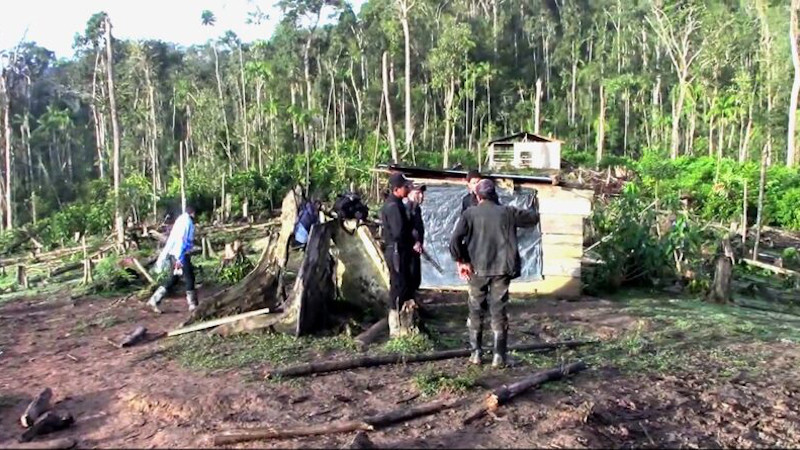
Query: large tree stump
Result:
<box><xmin>332</xmin><ymin>221</ymin><xmax>389</xmax><ymax>312</ymax></box>
<box><xmin>707</xmin><ymin>236</ymin><xmax>734</xmax><ymax>304</ymax></box>
<box><xmin>186</xmin><ymin>186</ymin><xmax>302</xmax><ymax>324</ymax></box>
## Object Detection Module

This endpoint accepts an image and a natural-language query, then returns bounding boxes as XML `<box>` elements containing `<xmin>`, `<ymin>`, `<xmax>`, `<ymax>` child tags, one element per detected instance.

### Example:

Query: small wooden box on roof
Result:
<box><xmin>377</xmin><ymin>164</ymin><xmax>592</xmax><ymax>299</ymax></box>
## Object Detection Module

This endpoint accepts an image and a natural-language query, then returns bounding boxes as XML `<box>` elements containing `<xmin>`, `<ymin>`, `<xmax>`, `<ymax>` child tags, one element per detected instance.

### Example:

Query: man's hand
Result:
<box><xmin>457</xmin><ymin>262</ymin><xmax>473</xmax><ymax>281</ymax></box>
<box><xmin>413</xmin><ymin>242</ymin><xmax>423</xmax><ymax>254</ymax></box>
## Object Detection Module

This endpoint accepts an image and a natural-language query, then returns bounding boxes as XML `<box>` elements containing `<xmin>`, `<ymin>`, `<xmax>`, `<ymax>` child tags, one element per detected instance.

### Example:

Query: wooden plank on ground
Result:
<box><xmin>168</xmin><ymin>307</ymin><xmax>272</xmax><ymax>337</ymax></box>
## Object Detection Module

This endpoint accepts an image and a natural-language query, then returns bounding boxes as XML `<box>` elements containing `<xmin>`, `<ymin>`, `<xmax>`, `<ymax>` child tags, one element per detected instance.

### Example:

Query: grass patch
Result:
<box><xmin>413</xmin><ymin>365</ymin><xmax>483</xmax><ymax>396</ymax></box>
<box><xmin>381</xmin><ymin>334</ymin><xmax>435</xmax><ymax>354</ymax></box>
<box><xmin>167</xmin><ymin>331</ymin><xmax>358</xmax><ymax>372</ymax></box>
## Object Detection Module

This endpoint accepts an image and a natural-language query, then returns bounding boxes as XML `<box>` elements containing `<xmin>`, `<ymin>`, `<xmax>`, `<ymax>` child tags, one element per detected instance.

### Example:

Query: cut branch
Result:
<box><xmin>214</xmin><ymin>397</ymin><xmax>459</xmax><ymax>446</ymax></box>
<box><xmin>21</xmin><ymin>388</ymin><xmax>53</xmax><ymax>428</ymax></box>
<box><xmin>266</xmin><ymin>340</ymin><xmax>595</xmax><ymax>379</ymax></box>
<box><xmin>462</xmin><ymin>361</ymin><xmax>588</xmax><ymax>424</ymax></box>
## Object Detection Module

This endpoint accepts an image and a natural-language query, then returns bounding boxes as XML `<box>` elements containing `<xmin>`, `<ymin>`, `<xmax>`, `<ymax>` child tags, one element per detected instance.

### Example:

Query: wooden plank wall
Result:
<box><xmin>536</xmin><ymin>185</ymin><xmax>591</xmax><ymax>298</ymax></box>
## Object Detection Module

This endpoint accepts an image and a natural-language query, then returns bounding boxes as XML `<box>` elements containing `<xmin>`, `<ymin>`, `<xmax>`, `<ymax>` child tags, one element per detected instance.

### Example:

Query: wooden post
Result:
<box><xmin>17</xmin><ymin>265</ymin><xmax>28</xmax><ymax>289</ymax></box>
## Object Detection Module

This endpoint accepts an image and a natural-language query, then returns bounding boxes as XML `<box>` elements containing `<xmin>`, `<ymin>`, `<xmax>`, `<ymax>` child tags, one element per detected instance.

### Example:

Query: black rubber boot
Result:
<box><xmin>491</xmin><ymin>329</ymin><xmax>509</xmax><ymax>368</ymax></box>
<box><xmin>468</xmin><ymin>328</ymin><xmax>483</xmax><ymax>365</ymax></box>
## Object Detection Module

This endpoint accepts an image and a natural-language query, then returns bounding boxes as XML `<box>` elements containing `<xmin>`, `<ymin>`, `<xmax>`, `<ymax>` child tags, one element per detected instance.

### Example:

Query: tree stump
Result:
<box><xmin>397</xmin><ymin>300</ymin><xmax>421</xmax><ymax>337</ymax></box>
<box><xmin>707</xmin><ymin>236</ymin><xmax>734</xmax><ymax>304</ymax></box>
<box><xmin>17</xmin><ymin>265</ymin><xmax>28</xmax><ymax>289</ymax></box>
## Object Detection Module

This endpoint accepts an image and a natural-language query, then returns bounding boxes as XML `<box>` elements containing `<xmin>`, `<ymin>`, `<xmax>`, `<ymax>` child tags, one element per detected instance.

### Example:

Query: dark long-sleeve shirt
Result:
<box><xmin>380</xmin><ymin>194</ymin><xmax>413</xmax><ymax>251</ymax></box>
<box><xmin>449</xmin><ymin>201</ymin><xmax>539</xmax><ymax>278</ymax></box>
<box><xmin>406</xmin><ymin>202</ymin><xmax>424</xmax><ymax>246</ymax></box>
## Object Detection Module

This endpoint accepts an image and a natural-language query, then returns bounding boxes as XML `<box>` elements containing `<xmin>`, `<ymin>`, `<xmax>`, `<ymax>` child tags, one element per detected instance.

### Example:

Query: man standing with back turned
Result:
<box><xmin>449</xmin><ymin>179</ymin><xmax>540</xmax><ymax>367</ymax></box>
<box><xmin>381</xmin><ymin>172</ymin><xmax>414</xmax><ymax>336</ymax></box>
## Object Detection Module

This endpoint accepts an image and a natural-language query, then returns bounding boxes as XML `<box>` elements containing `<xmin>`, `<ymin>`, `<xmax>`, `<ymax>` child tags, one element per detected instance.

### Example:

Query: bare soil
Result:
<box><xmin>1</xmin><ymin>290</ymin><xmax>799</xmax><ymax>449</ymax></box>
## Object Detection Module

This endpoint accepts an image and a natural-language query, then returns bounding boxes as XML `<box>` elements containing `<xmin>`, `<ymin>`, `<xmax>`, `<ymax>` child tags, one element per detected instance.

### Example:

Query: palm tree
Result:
<box><xmin>201</xmin><ymin>10</ymin><xmax>232</xmax><ymax>173</ymax></box>
<box><xmin>201</xmin><ymin>10</ymin><xmax>216</xmax><ymax>26</ymax></box>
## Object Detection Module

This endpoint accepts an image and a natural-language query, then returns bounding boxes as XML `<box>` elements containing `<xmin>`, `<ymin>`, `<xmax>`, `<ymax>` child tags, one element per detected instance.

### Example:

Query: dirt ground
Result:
<box><xmin>1</xmin><ymin>288</ymin><xmax>800</xmax><ymax>449</ymax></box>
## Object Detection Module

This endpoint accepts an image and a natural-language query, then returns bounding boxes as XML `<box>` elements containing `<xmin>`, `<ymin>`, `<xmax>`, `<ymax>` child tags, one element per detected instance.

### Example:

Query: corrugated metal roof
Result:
<box><xmin>487</xmin><ymin>131</ymin><xmax>563</xmax><ymax>145</ymax></box>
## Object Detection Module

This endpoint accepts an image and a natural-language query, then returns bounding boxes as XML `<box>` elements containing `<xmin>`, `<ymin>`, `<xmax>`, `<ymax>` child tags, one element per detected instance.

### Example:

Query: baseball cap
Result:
<box><xmin>388</xmin><ymin>172</ymin><xmax>412</xmax><ymax>189</ymax></box>
<box><xmin>475</xmin><ymin>179</ymin><xmax>496</xmax><ymax>198</ymax></box>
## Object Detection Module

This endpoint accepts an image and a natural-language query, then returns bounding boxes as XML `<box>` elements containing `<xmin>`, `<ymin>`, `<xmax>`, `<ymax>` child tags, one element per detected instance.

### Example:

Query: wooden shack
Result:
<box><xmin>378</xmin><ymin>165</ymin><xmax>592</xmax><ymax>299</ymax></box>
<box><xmin>487</xmin><ymin>132</ymin><xmax>562</xmax><ymax>171</ymax></box>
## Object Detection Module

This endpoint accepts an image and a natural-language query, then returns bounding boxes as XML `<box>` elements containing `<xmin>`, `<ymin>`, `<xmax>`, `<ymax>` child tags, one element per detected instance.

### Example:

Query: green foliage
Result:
<box><xmin>412</xmin><ymin>367</ymin><xmax>480</xmax><ymax>396</ymax></box>
<box><xmin>89</xmin><ymin>256</ymin><xmax>136</xmax><ymax>294</ymax></box>
<box><xmin>215</xmin><ymin>257</ymin><xmax>255</xmax><ymax>285</ymax></box>
<box><xmin>381</xmin><ymin>334</ymin><xmax>435</xmax><ymax>354</ymax></box>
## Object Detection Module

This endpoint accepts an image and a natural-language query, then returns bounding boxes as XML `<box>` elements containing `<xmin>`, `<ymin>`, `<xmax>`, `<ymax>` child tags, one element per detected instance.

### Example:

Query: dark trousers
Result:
<box><xmin>409</xmin><ymin>253</ymin><xmax>421</xmax><ymax>299</ymax></box>
<box><xmin>384</xmin><ymin>245</ymin><xmax>411</xmax><ymax>311</ymax></box>
<box><xmin>467</xmin><ymin>275</ymin><xmax>511</xmax><ymax>333</ymax></box>
<box><xmin>162</xmin><ymin>255</ymin><xmax>196</xmax><ymax>293</ymax></box>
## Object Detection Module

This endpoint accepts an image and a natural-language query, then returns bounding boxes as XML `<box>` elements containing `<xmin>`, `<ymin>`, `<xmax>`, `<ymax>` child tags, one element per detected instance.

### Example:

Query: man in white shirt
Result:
<box><xmin>148</xmin><ymin>206</ymin><xmax>198</xmax><ymax>313</ymax></box>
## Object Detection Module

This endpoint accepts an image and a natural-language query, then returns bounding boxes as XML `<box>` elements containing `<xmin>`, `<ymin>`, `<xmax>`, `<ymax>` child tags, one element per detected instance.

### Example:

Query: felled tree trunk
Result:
<box><xmin>332</xmin><ymin>221</ymin><xmax>389</xmax><ymax>311</ymax></box>
<box><xmin>186</xmin><ymin>186</ymin><xmax>302</xmax><ymax>324</ymax></box>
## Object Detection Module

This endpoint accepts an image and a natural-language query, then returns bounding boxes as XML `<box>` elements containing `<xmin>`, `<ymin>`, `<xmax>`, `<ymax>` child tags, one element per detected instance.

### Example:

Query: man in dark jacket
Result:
<box><xmin>449</xmin><ymin>179</ymin><xmax>540</xmax><ymax>368</ymax></box>
<box><xmin>461</xmin><ymin>169</ymin><xmax>500</xmax><ymax>212</ymax></box>
<box><xmin>405</xmin><ymin>182</ymin><xmax>426</xmax><ymax>298</ymax></box>
<box><xmin>380</xmin><ymin>172</ymin><xmax>414</xmax><ymax>336</ymax></box>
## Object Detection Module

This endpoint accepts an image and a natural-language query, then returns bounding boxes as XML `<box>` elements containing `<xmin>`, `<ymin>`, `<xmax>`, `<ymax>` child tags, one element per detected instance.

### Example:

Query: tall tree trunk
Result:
<box><xmin>570</xmin><ymin>42</ymin><xmax>577</xmax><ymax>127</ymax></box>
<box><xmin>596</xmin><ymin>84</ymin><xmax>605</xmax><ymax>169</ymax></box>
<box><xmin>1</xmin><ymin>72</ymin><xmax>11</xmax><ymax>230</ymax></box>
<box><xmin>179</xmin><ymin>141</ymin><xmax>186</xmax><ymax>213</ymax></box>
<box><xmin>213</xmin><ymin>45</ymin><xmax>232</xmax><ymax>173</ymax></box>
<box><xmin>443</xmin><ymin>77</ymin><xmax>455</xmax><ymax>168</ymax></box>
<box><xmin>399</xmin><ymin>0</ymin><xmax>413</xmax><ymax>159</ymax></box>
<box><xmin>671</xmin><ymin>80</ymin><xmax>687</xmax><ymax>159</ymax></box>
<box><xmin>238</xmin><ymin>44</ymin><xmax>249</xmax><ymax>171</ymax></box>
<box><xmin>788</xmin><ymin>0</ymin><xmax>800</xmax><ymax>166</ymax></box>
<box><xmin>534</xmin><ymin>78</ymin><xmax>542</xmax><ymax>134</ymax></box>
<box><xmin>382</xmin><ymin>52</ymin><xmax>398</xmax><ymax>163</ymax></box>
<box><xmin>91</xmin><ymin>49</ymin><xmax>105</xmax><ymax>179</ymax></box>
<box><xmin>104</xmin><ymin>15</ymin><xmax>123</xmax><ymax>246</ymax></box>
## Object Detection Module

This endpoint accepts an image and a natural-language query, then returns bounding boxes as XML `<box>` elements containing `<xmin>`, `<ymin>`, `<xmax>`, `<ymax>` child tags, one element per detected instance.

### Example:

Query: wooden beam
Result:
<box><xmin>540</xmin><ymin>215</ymin><xmax>583</xmax><ymax>236</ymax></box>
<box><xmin>168</xmin><ymin>307</ymin><xmax>272</xmax><ymax>337</ymax></box>
<box><xmin>742</xmin><ymin>258</ymin><xmax>800</xmax><ymax>277</ymax></box>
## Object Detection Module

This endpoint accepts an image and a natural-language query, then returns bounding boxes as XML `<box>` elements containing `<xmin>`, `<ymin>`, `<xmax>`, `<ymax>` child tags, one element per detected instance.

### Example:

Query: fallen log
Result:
<box><xmin>13</xmin><ymin>437</ymin><xmax>76</xmax><ymax>450</ymax></box>
<box><xmin>354</xmin><ymin>318</ymin><xmax>388</xmax><ymax>351</ymax></box>
<box><xmin>213</xmin><ymin>420</ymin><xmax>372</xmax><ymax>445</ymax></box>
<box><xmin>214</xmin><ymin>397</ymin><xmax>458</xmax><ymax>445</ymax></box>
<box><xmin>21</xmin><ymin>388</ymin><xmax>53</xmax><ymax>427</ymax></box>
<box><xmin>462</xmin><ymin>361</ymin><xmax>588</xmax><ymax>425</ymax></box>
<box><xmin>742</xmin><ymin>258</ymin><xmax>800</xmax><ymax>277</ymax></box>
<box><xmin>19</xmin><ymin>411</ymin><xmax>74</xmax><ymax>443</ymax></box>
<box><xmin>119</xmin><ymin>326</ymin><xmax>147</xmax><ymax>348</ymax></box>
<box><xmin>167</xmin><ymin>307</ymin><xmax>272</xmax><ymax>337</ymax></box>
<box><xmin>266</xmin><ymin>340</ymin><xmax>596</xmax><ymax>379</ymax></box>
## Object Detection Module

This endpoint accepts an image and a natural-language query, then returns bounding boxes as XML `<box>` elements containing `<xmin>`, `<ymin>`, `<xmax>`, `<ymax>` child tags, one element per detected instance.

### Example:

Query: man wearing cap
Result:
<box><xmin>405</xmin><ymin>182</ymin><xmax>426</xmax><ymax>298</ymax></box>
<box><xmin>461</xmin><ymin>169</ymin><xmax>499</xmax><ymax>212</ymax></box>
<box><xmin>449</xmin><ymin>179</ymin><xmax>540</xmax><ymax>368</ymax></box>
<box><xmin>380</xmin><ymin>172</ymin><xmax>414</xmax><ymax>336</ymax></box>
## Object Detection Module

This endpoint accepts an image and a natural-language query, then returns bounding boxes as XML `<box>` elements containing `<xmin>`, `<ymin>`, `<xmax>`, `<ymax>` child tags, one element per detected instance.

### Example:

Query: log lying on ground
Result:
<box><xmin>462</xmin><ymin>361</ymin><xmax>588</xmax><ymax>425</ymax></box>
<box><xmin>742</xmin><ymin>258</ymin><xmax>800</xmax><ymax>277</ymax></box>
<box><xmin>266</xmin><ymin>340</ymin><xmax>596</xmax><ymax>379</ymax></box>
<box><xmin>354</xmin><ymin>318</ymin><xmax>388</xmax><ymax>351</ymax></box>
<box><xmin>120</xmin><ymin>326</ymin><xmax>147</xmax><ymax>348</ymax></box>
<box><xmin>21</xmin><ymin>388</ymin><xmax>53</xmax><ymax>427</ymax></box>
<box><xmin>214</xmin><ymin>397</ymin><xmax>459</xmax><ymax>445</ymax></box>
<box><xmin>19</xmin><ymin>411</ymin><xmax>74</xmax><ymax>443</ymax></box>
